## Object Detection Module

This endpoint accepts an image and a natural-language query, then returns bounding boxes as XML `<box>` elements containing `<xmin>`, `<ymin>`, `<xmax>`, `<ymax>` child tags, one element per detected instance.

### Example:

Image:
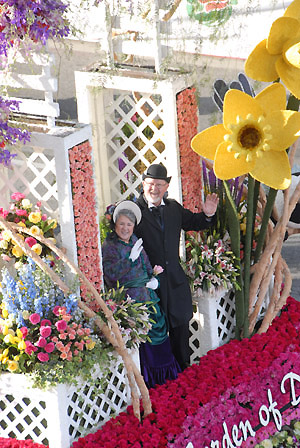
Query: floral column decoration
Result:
<box><xmin>177</xmin><ymin>87</ymin><xmax>203</xmax><ymax>212</ymax></box>
<box><xmin>191</xmin><ymin>0</ymin><xmax>300</xmax><ymax>339</ymax></box>
<box><xmin>68</xmin><ymin>141</ymin><xmax>103</xmax><ymax>302</ymax></box>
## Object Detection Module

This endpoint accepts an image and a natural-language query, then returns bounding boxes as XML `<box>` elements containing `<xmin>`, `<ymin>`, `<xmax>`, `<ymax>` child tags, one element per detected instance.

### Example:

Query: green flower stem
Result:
<box><xmin>243</xmin><ymin>175</ymin><xmax>255</xmax><ymax>339</ymax></box>
<box><xmin>254</xmin><ymin>187</ymin><xmax>277</xmax><ymax>264</ymax></box>
<box><xmin>224</xmin><ymin>181</ymin><xmax>244</xmax><ymax>339</ymax></box>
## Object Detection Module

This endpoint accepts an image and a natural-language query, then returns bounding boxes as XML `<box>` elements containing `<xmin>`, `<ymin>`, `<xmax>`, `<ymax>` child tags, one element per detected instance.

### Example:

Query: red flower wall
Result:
<box><xmin>68</xmin><ymin>141</ymin><xmax>103</xmax><ymax>301</ymax></box>
<box><xmin>176</xmin><ymin>87</ymin><xmax>203</xmax><ymax>212</ymax></box>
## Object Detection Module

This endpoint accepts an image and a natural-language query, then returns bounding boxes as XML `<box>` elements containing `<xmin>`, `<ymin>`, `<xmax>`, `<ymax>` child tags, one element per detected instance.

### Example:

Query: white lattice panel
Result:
<box><xmin>189</xmin><ymin>289</ymin><xmax>236</xmax><ymax>363</ymax></box>
<box><xmin>0</xmin><ymin>145</ymin><xmax>58</xmax><ymax>216</ymax></box>
<box><xmin>104</xmin><ymin>89</ymin><xmax>166</xmax><ymax>202</ymax></box>
<box><xmin>189</xmin><ymin>288</ymin><xmax>271</xmax><ymax>363</ymax></box>
<box><xmin>0</xmin><ymin>350</ymin><xmax>139</xmax><ymax>448</ymax></box>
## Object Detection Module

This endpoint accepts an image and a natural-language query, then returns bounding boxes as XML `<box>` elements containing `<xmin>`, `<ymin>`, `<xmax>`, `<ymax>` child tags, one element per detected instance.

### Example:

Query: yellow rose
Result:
<box><xmin>7</xmin><ymin>360</ymin><xmax>19</xmax><ymax>372</ymax></box>
<box><xmin>32</xmin><ymin>243</ymin><xmax>42</xmax><ymax>255</ymax></box>
<box><xmin>86</xmin><ymin>340</ymin><xmax>96</xmax><ymax>350</ymax></box>
<box><xmin>30</xmin><ymin>225</ymin><xmax>42</xmax><ymax>236</ymax></box>
<box><xmin>28</xmin><ymin>212</ymin><xmax>42</xmax><ymax>224</ymax></box>
<box><xmin>0</xmin><ymin>240</ymin><xmax>8</xmax><ymax>250</ymax></box>
<box><xmin>1</xmin><ymin>231</ymin><xmax>11</xmax><ymax>241</ymax></box>
<box><xmin>12</xmin><ymin>245</ymin><xmax>24</xmax><ymax>258</ymax></box>
<box><xmin>47</xmin><ymin>218</ymin><xmax>57</xmax><ymax>229</ymax></box>
<box><xmin>17</xmin><ymin>221</ymin><xmax>26</xmax><ymax>227</ymax></box>
<box><xmin>21</xmin><ymin>199</ymin><xmax>32</xmax><ymax>209</ymax></box>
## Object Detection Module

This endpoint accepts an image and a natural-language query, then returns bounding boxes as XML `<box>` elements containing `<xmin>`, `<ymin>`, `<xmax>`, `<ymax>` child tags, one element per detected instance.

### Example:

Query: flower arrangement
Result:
<box><xmin>0</xmin><ymin>257</ymin><xmax>152</xmax><ymax>388</ymax></box>
<box><xmin>0</xmin><ymin>192</ymin><xmax>57</xmax><ymax>266</ymax></box>
<box><xmin>70</xmin><ymin>297</ymin><xmax>300</xmax><ymax>448</ymax></box>
<box><xmin>182</xmin><ymin>231</ymin><xmax>239</xmax><ymax>296</ymax></box>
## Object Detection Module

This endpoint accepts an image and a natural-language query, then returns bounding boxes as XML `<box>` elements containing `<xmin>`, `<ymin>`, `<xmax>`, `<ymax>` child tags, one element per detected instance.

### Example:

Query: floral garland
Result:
<box><xmin>177</xmin><ymin>87</ymin><xmax>203</xmax><ymax>212</ymax></box>
<box><xmin>66</xmin><ymin>297</ymin><xmax>300</xmax><ymax>448</ymax></box>
<box><xmin>68</xmin><ymin>140</ymin><xmax>103</xmax><ymax>306</ymax></box>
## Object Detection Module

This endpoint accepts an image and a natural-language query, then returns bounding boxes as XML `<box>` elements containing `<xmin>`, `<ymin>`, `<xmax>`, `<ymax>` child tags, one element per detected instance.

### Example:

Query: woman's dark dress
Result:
<box><xmin>102</xmin><ymin>232</ymin><xmax>181</xmax><ymax>388</ymax></box>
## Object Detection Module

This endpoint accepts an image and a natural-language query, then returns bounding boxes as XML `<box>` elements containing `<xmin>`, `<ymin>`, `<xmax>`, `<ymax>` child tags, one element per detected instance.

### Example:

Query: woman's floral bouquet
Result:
<box><xmin>0</xmin><ymin>192</ymin><xmax>57</xmax><ymax>266</ymax></box>
<box><xmin>182</xmin><ymin>231</ymin><xmax>239</xmax><ymax>296</ymax></box>
<box><xmin>100</xmin><ymin>284</ymin><xmax>153</xmax><ymax>349</ymax></box>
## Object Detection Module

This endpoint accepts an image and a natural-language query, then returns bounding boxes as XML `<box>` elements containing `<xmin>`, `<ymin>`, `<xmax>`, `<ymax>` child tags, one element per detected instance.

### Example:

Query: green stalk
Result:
<box><xmin>224</xmin><ymin>181</ymin><xmax>244</xmax><ymax>339</ymax></box>
<box><xmin>243</xmin><ymin>175</ymin><xmax>255</xmax><ymax>338</ymax></box>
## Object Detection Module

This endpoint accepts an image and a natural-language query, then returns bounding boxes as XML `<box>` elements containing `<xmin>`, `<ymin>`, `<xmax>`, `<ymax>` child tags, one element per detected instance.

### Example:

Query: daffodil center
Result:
<box><xmin>238</xmin><ymin>125</ymin><xmax>261</xmax><ymax>149</ymax></box>
<box><xmin>224</xmin><ymin>114</ymin><xmax>272</xmax><ymax>162</ymax></box>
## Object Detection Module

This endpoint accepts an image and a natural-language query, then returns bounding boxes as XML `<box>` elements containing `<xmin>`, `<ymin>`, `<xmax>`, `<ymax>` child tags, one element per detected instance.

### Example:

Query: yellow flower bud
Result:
<box><xmin>16</xmin><ymin>328</ymin><xmax>24</xmax><ymax>339</ymax></box>
<box><xmin>18</xmin><ymin>339</ymin><xmax>26</xmax><ymax>351</ymax></box>
<box><xmin>2</xmin><ymin>308</ymin><xmax>8</xmax><ymax>318</ymax></box>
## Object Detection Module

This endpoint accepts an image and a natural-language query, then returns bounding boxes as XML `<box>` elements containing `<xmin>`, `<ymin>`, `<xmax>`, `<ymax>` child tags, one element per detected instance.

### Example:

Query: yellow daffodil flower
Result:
<box><xmin>16</xmin><ymin>328</ymin><xmax>24</xmax><ymax>339</ymax></box>
<box><xmin>191</xmin><ymin>83</ymin><xmax>300</xmax><ymax>190</ymax></box>
<box><xmin>245</xmin><ymin>0</ymin><xmax>300</xmax><ymax>99</ymax></box>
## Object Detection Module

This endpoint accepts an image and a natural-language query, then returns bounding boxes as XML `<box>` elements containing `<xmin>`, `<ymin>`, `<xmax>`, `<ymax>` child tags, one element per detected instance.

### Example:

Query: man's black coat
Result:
<box><xmin>135</xmin><ymin>195</ymin><xmax>214</xmax><ymax>328</ymax></box>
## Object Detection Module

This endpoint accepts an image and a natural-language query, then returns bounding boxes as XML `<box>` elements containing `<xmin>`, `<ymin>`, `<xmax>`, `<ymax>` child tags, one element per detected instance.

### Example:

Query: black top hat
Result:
<box><xmin>142</xmin><ymin>164</ymin><xmax>171</xmax><ymax>183</ymax></box>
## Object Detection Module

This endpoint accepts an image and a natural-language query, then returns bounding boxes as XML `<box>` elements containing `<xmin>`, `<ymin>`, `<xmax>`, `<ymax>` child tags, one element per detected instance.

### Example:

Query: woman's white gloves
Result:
<box><xmin>129</xmin><ymin>238</ymin><xmax>143</xmax><ymax>262</ymax></box>
<box><xmin>146</xmin><ymin>277</ymin><xmax>159</xmax><ymax>290</ymax></box>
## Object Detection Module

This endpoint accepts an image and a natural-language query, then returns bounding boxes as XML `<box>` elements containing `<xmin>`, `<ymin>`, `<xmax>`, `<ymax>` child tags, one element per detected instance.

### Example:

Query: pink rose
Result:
<box><xmin>53</xmin><ymin>305</ymin><xmax>66</xmax><ymax>316</ymax></box>
<box><xmin>41</xmin><ymin>319</ymin><xmax>52</xmax><ymax>327</ymax></box>
<box><xmin>44</xmin><ymin>342</ymin><xmax>55</xmax><ymax>353</ymax></box>
<box><xmin>56</xmin><ymin>320</ymin><xmax>67</xmax><ymax>331</ymax></box>
<box><xmin>25</xmin><ymin>341</ymin><xmax>37</xmax><ymax>355</ymax></box>
<box><xmin>29</xmin><ymin>313</ymin><xmax>41</xmax><ymax>325</ymax></box>
<box><xmin>15</xmin><ymin>209</ymin><xmax>27</xmax><ymax>216</ymax></box>
<box><xmin>36</xmin><ymin>337</ymin><xmax>47</xmax><ymax>348</ymax></box>
<box><xmin>36</xmin><ymin>201</ymin><xmax>42</xmax><ymax>207</ymax></box>
<box><xmin>25</xmin><ymin>236</ymin><xmax>37</xmax><ymax>248</ymax></box>
<box><xmin>11</xmin><ymin>192</ymin><xmax>25</xmax><ymax>201</ymax></box>
<box><xmin>40</xmin><ymin>326</ymin><xmax>52</xmax><ymax>338</ymax></box>
<box><xmin>37</xmin><ymin>352</ymin><xmax>49</xmax><ymax>362</ymax></box>
<box><xmin>20</xmin><ymin>327</ymin><xmax>28</xmax><ymax>338</ymax></box>
<box><xmin>41</xmin><ymin>214</ymin><xmax>47</xmax><ymax>221</ymax></box>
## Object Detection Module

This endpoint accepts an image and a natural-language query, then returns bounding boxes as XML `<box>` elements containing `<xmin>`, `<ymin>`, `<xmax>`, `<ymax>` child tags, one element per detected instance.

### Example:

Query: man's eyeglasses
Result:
<box><xmin>143</xmin><ymin>181</ymin><xmax>168</xmax><ymax>189</ymax></box>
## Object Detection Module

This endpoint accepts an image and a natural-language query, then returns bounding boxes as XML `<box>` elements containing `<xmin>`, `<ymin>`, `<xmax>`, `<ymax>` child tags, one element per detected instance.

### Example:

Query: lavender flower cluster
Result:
<box><xmin>0</xmin><ymin>0</ymin><xmax>70</xmax><ymax>56</ymax></box>
<box><xmin>0</xmin><ymin>97</ymin><xmax>30</xmax><ymax>166</ymax></box>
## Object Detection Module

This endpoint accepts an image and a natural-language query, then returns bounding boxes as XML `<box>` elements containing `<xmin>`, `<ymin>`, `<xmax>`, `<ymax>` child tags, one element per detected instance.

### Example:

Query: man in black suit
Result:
<box><xmin>135</xmin><ymin>164</ymin><xmax>219</xmax><ymax>370</ymax></box>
